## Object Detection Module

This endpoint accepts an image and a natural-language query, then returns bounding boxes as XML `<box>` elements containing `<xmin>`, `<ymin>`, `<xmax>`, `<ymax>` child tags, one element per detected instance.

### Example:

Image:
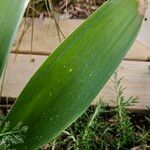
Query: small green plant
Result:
<box><xmin>111</xmin><ymin>72</ymin><xmax>138</xmax><ymax>149</ymax></box>
<box><xmin>0</xmin><ymin>116</ymin><xmax>28</xmax><ymax>150</ymax></box>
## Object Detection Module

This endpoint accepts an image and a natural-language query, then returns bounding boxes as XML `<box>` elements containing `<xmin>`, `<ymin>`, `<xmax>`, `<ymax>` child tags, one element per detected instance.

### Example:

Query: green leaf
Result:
<box><xmin>0</xmin><ymin>0</ymin><xmax>29</xmax><ymax>78</ymax></box>
<box><xmin>4</xmin><ymin>0</ymin><xmax>145</xmax><ymax>149</ymax></box>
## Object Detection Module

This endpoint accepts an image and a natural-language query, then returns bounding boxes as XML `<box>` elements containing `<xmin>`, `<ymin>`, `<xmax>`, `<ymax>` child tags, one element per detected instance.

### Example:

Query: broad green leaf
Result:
<box><xmin>0</xmin><ymin>0</ymin><xmax>29</xmax><ymax>78</ymax></box>
<box><xmin>4</xmin><ymin>0</ymin><xmax>145</xmax><ymax>149</ymax></box>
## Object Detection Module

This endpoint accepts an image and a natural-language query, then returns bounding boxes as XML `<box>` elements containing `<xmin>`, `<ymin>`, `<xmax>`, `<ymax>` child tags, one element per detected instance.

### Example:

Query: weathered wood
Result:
<box><xmin>2</xmin><ymin>54</ymin><xmax>150</xmax><ymax>110</ymax></box>
<box><xmin>137</xmin><ymin>0</ymin><xmax>150</xmax><ymax>49</ymax></box>
<box><xmin>12</xmin><ymin>18</ymin><xmax>150</xmax><ymax>61</ymax></box>
<box><xmin>12</xmin><ymin>19</ymin><xmax>83</xmax><ymax>54</ymax></box>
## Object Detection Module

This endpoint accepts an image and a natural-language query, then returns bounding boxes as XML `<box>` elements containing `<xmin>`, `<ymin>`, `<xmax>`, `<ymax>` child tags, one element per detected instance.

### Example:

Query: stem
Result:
<box><xmin>82</xmin><ymin>103</ymin><xmax>101</xmax><ymax>140</ymax></box>
<box><xmin>0</xmin><ymin>130</ymin><xmax>22</xmax><ymax>137</ymax></box>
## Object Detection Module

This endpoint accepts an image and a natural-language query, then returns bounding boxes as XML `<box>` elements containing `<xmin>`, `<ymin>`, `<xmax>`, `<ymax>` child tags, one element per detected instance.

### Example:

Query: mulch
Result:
<box><xmin>53</xmin><ymin>0</ymin><xmax>107</xmax><ymax>19</ymax></box>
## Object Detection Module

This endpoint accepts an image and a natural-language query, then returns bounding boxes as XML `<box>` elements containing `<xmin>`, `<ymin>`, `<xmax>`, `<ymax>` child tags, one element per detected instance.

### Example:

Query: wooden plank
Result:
<box><xmin>12</xmin><ymin>19</ymin><xmax>83</xmax><ymax>54</ymax></box>
<box><xmin>126</xmin><ymin>41</ymin><xmax>150</xmax><ymax>61</ymax></box>
<box><xmin>2</xmin><ymin>54</ymin><xmax>150</xmax><ymax>110</ymax></box>
<box><xmin>137</xmin><ymin>0</ymin><xmax>150</xmax><ymax>49</ymax></box>
<box><xmin>12</xmin><ymin>18</ymin><xmax>150</xmax><ymax>61</ymax></box>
